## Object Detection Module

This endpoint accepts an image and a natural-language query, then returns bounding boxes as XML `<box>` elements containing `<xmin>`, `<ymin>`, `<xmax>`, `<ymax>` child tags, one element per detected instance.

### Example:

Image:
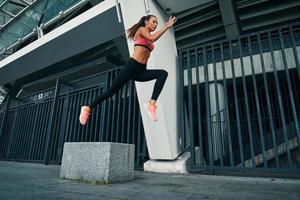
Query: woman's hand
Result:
<box><xmin>165</xmin><ymin>16</ymin><xmax>177</xmax><ymax>28</ymax></box>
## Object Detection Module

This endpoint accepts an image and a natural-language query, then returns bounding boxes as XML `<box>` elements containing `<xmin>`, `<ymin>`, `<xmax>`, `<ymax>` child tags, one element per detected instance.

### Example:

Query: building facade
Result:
<box><xmin>0</xmin><ymin>0</ymin><xmax>299</xmax><ymax>176</ymax></box>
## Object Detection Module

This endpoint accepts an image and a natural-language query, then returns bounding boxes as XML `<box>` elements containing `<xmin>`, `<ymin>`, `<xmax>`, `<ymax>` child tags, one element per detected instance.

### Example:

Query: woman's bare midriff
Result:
<box><xmin>131</xmin><ymin>46</ymin><xmax>151</xmax><ymax>64</ymax></box>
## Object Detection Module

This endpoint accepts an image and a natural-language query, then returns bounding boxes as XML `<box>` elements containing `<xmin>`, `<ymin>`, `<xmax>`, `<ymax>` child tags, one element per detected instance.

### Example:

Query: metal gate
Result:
<box><xmin>0</xmin><ymin>67</ymin><xmax>148</xmax><ymax>168</ymax></box>
<box><xmin>179</xmin><ymin>23</ymin><xmax>300</xmax><ymax>175</ymax></box>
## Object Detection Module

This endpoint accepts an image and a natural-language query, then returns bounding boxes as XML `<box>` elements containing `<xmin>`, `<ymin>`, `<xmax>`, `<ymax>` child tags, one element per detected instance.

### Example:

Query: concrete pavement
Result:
<box><xmin>0</xmin><ymin>161</ymin><xmax>299</xmax><ymax>200</ymax></box>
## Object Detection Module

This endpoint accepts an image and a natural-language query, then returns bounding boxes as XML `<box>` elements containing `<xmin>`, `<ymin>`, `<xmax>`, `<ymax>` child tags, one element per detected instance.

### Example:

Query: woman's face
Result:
<box><xmin>145</xmin><ymin>16</ymin><xmax>158</xmax><ymax>31</ymax></box>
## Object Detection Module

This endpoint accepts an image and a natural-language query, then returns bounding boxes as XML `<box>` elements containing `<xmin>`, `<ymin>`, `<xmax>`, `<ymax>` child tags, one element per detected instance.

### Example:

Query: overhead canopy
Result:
<box><xmin>0</xmin><ymin>0</ymin><xmax>123</xmax><ymax>104</ymax></box>
<box><xmin>0</xmin><ymin>0</ymin><xmax>90</xmax><ymax>59</ymax></box>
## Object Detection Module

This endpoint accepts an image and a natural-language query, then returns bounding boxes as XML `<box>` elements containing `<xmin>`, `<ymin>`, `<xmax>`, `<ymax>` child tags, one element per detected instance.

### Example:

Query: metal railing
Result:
<box><xmin>0</xmin><ymin>67</ymin><xmax>148</xmax><ymax>168</ymax></box>
<box><xmin>179</xmin><ymin>22</ymin><xmax>300</xmax><ymax>174</ymax></box>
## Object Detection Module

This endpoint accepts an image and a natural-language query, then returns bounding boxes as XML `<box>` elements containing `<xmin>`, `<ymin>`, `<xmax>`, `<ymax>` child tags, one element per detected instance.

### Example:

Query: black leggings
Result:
<box><xmin>89</xmin><ymin>58</ymin><xmax>168</xmax><ymax>109</ymax></box>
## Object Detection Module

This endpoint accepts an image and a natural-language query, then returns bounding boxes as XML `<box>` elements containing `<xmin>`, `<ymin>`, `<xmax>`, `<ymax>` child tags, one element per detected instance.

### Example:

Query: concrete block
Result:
<box><xmin>60</xmin><ymin>142</ymin><xmax>135</xmax><ymax>183</ymax></box>
<box><xmin>144</xmin><ymin>147</ymin><xmax>202</xmax><ymax>173</ymax></box>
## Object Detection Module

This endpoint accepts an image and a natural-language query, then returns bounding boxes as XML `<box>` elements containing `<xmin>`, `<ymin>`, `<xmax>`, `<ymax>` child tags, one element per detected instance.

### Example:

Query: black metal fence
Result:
<box><xmin>0</xmin><ymin>67</ymin><xmax>148</xmax><ymax>168</ymax></box>
<box><xmin>179</xmin><ymin>23</ymin><xmax>300</xmax><ymax>174</ymax></box>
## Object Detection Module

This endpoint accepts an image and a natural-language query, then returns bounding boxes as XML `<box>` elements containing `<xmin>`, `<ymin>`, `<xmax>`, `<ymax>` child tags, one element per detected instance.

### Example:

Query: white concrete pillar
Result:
<box><xmin>119</xmin><ymin>0</ymin><xmax>183</xmax><ymax>160</ymax></box>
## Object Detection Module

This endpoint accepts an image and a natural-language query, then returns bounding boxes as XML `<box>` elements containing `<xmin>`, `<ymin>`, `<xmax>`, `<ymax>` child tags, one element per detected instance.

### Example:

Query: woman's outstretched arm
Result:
<box><xmin>138</xmin><ymin>16</ymin><xmax>177</xmax><ymax>42</ymax></box>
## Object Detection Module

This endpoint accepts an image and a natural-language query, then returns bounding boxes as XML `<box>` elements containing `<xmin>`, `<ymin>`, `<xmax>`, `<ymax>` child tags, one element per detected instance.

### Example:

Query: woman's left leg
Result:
<box><xmin>134</xmin><ymin>69</ymin><xmax>168</xmax><ymax>121</ymax></box>
<box><xmin>134</xmin><ymin>69</ymin><xmax>168</xmax><ymax>100</ymax></box>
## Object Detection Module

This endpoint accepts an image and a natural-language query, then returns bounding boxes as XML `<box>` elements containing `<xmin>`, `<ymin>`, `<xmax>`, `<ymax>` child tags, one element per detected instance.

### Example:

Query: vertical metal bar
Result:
<box><xmin>89</xmin><ymin>90</ymin><xmax>96</xmax><ymax>142</ymax></box>
<box><xmin>126</xmin><ymin>81</ymin><xmax>133</xmax><ymax>143</ymax></box>
<box><xmin>6</xmin><ymin>109</ymin><xmax>18</xmax><ymax>160</ymax></box>
<box><xmin>105</xmin><ymin>73</ymin><xmax>113</xmax><ymax>142</ymax></box>
<box><xmin>178</xmin><ymin>50</ymin><xmax>186</xmax><ymax>150</ymax></box>
<box><xmin>72</xmin><ymin>94</ymin><xmax>79</xmax><ymax>142</ymax></box>
<box><xmin>86</xmin><ymin>90</ymin><xmax>94</xmax><ymax>142</ymax></box>
<box><xmin>23</xmin><ymin>105</ymin><xmax>34</xmax><ymax>160</ymax></box>
<box><xmin>103</xmin><ymin>72</ymin><xmax>112</xmax><ymax>142</ymax></box>
<box><xmin>94</xmin><ymin>88</ymin><xmax>101</xmax><ymax>142</ymax></box>
<box><xmin>77</xmin><ymin>93</ymin><xmax>84</xmax><ymax>141</ymax></box>
<box><xmin>75</xmin><ymin>93</ymin><xmax>82</xmax><ymax>142</ymax></box>
<box><xmin>110</xmin><ymin>84</ymin><xmax>116</xmax><ymax>142</ymax></box>
<box><xmin>84</xmin><ymin>91</ymin><xmax>90</xmax><ymax>142</ymax></box>
<box><xmin>187</xmin><ymin>48</ymin><xmax>195</xmax><ymax>166</ymax></box>
<box><xmin>81</xmin><ymin>92</ymin><xmax>87</xmax><ymax>142</ymax></box>
<box><xmin>115</xmin><ymin>75</ymin><xmax>123</xmax><ymax>142</ymax></box>
<box><xmin>37</xmin><ymin>103</ymin><xmax>47</xmax><ymax>160</ymax></box>
<box><xmin>102</xmin><ymin>97</ymin><xmax>109</xmax><ymax>142</ymax></box>
<box><xmin>100</xmin><ymin>88</ymin><xmax>106</xmax><ymax>142</ymax></box>
<box><xmin>142</xmin><ymin>132</ymin><xmax>147</xmax><ymax>164</ymax></box>
<box><xmin>131</xmin><ymin>86</ymin><xmax>137</xmax><ymax>145</ymax></box>
<box><xmin>37</xmin><ymin>103</ymin><xmax>45</xmax><ymax>160</ymax></box>
<box><xmin>23</xmin><ymin>107</ymin><xmax>31</xmax><ymax>159</ymax></box>
<box><xmin>80</xmin><ymin>91</ymin><xmax>87</xmax><ymax>142</ymax></box>
<box><xmin>16</xmin><ymin>108</ymin><xmax>27</xmax><ymax>159</ymax></box>
<box><xmin>289</xmin><ymin>26</ymin><xmax>300</xmax><ymax>79</ymax></box>
<box><xmin>105</xmin><ymin>95</ymin><xmax>112</xmax><ymax>142</ymax></box>
<box><xmin>53</xmin><ymin>95</ymin><xmax>70</xmax><ymax>163</ymax></box>
<box><xmin>265</xmin><ymin>32</ymin><xmax>283</xmax><ymax>167</ymax></box>
<box><xmin>220</xmin><ymin>42</ymin><xmax>234</xmax><ymax>166</ymax></box>
<box><xmin>87</xmin><ymin>91</ymin><xmax>92</xmax><ymax>142</ymax></box>
<box><xmin>248</xmin><ymin>35</ymin><xmax>278</xmax><ymax>167</ymax></box>
<box><xmin>238</xmin><ymin>38</ymin><xmax>261</xmax><ymax>167</ymax></box>
<box><xmin>229</xmin><ymin>40</ymin><xmax>244</xmax><ymax>167</ymax></box>
<box><xmin>111</xmin><ymin>71</ymin><xmax>118</xmax><ymax>142</ymax></box>
<box><xmin>258</xmin><ymin>32</ymin><xmax>290</xmax><ymax>167</ymax></box>
<box><xmin>28</xmin><ymin>104</ymin><xmax>39</xmax><ymax>160</ymax></box>
<box><xmin>40</xmin><ymin>102</ymin><xmax>52</xmax><ymax>161</ymax></box>
<box><xmin>203</xmin><ymin>46</ymin><xmax>214</xmax><ymax>166</ymax></box>
<box><xmin>120</xmin><ymin>84</ymin><xmax>128</xmax><ymax>143</ymax></box>
<box><xmin>21</xmin><ymin>106</ymin><xmax>30</xmax><ymax>159</ymax></box>
<box><xmin>12</xmin><ymin>108</ymin><xmax>22</xmax><ymax>159</ymax></box>
<box><xmin>44</xmin><ymin>78</ymin><xmax>60</xmax><ymax>164</ymax></box>
<box><xmin>82</xmin><ymin>91</ymin><xmax>89</xmax><ymax>142</ymax></box>
<box><xmin>50</xmin><ymin>101</ymin><xmax>59</xmax><ymax>161</ymax></box>
<box><xmin>286</xmin><ymin>27</ymin><xmax>300</xmax><ymax>135</ymax></box>
<box><xmin>136</xmin><ymin>106</ymin><xmax>142</xmax><ymax>167</ymax></box>
<box><xmin>106</xmin><ymin>85</ymin><xmax>114</xmax><ymax>142</ymax></box>
<box><xmin>7</xmin><ymin>110</ymin><xmax>16</xmax><ymax>159</ymax></box>
<box><xmin>32</xmin><ymin>104</ymin><xmax>42</xmax><ymax>160</ymax></box>
<box><xmin>20</xmin><ymin>107</ymin><xmax>27</xmax><ymax>160</ymax></box>
<box><xmin>51</xmin><ymin>99</ymin><xmax>62</xmax><ymax>161</ymax></box>
<box><xmin>279</xmin><ymin>30</ymin><xmax>299</xmax><ymax>165</ymax></box>
<box><xmin>64</xmin><ymin>96</ymin><xmax>71</xmax><ymax>143</ymax></box>
<box><xmin>195</xmin><ymin>48</ymin><xmax>204</xmax><ymax>166</ymax></box>
<box><xmin>1</xmin><ymin>110</ymin><xmax>12</xmax><ymax>158</ymax></box>
<box><xmin>0</xmin><ymin>95</ymin><xmax>11</xmax><ymax>137</ymax></box>
<box><xmin>212</xmin><ymin>44</ymin><xmax>224</xmax><ymax>166</ymax></box>
<box><xmin>56</xmin><ymin>96</ymin><xmax>69</xmax><ymax>162</ymax></box>
<box><xmin>12</xmin><ymin>109</ymin><xmax>22</xmax><ymax>159</ymax></box>
<box><xmin>25</xmin><ymin>106</ymin><xmax>34</xmax><ymax>160</ymax></box>
<box><xmin>22</xmin><ymin>107</ymin><xmax>31</xmax><ymax>159</ymax></box>
<box><xmin>69</xmin><ymin>95</ymin><xmax>76</xmax><ymax>142</ymax></box>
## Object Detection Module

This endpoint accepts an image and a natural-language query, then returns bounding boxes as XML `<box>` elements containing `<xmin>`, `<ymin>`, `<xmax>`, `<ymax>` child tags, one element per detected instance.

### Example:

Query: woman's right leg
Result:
<box><xmin>89</xmin><ymin>66</ymin><xmax>132</xmax><ymax>109</ymax></box>
<box><xmin>79</xmin><ymin>61</ymin><xmax>135</xmax><ymax>125</ymax></box>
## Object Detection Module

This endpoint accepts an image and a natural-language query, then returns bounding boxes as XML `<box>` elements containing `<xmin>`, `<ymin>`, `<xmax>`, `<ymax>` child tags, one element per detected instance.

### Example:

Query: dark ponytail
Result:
<box><xmin>127</xmin><ymin>15</ymin><xmax>156</xmax><ymax>40</ymax></box>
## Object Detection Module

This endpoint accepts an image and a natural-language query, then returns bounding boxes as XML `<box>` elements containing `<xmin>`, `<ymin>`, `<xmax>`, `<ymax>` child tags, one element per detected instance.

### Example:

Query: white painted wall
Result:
<box><xmin>119</xmin><ymin>0</ymin><xmax>183</xmax><ymax>160</ymax></box>
<box><xmin>183</xmin><ymin>47</ymin><xmax>300</xmax><ymax>85</ymax></box>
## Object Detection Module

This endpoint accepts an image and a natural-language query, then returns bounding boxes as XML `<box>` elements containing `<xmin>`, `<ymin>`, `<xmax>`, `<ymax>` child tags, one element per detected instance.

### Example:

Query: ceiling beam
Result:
<box><xmin>218</xmin><ymin>0</ymin><xmax>240</xmax><ymax>39</ymax></box>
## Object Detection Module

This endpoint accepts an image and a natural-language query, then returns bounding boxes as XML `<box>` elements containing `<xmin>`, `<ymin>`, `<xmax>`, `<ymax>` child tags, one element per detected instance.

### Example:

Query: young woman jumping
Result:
<box><xmin>79</xmin><ymin>15</ymin><xmax>177</xmax><ymax>125</ymax></box>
